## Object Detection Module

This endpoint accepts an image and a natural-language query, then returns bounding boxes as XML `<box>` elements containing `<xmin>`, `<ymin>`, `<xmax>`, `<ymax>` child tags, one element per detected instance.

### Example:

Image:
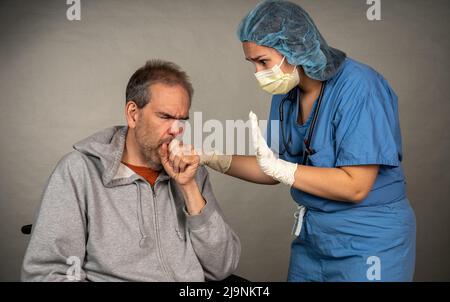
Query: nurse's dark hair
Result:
<box><xmin>125</xmin><ymin>59</ymin><xmax>193</xmax><ymax>108</ymax></box>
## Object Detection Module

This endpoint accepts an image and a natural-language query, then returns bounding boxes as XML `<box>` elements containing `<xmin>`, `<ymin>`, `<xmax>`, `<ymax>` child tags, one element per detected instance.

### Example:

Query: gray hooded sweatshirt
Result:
<box><xmin>21</xmin><ymin>126</ymin><xmax>241</xmax><ymax>281</ymax></box>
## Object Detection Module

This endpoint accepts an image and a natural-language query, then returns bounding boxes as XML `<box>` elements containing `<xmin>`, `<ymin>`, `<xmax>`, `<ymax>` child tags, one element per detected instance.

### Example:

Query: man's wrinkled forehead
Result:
<box><xmin>147</xmin><ymin>83</ymin><xmax>190</xmax><ymax>120</ymax></box>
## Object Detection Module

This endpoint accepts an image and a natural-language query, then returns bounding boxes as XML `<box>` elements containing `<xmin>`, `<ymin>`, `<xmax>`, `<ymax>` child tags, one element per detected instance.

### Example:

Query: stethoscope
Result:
<box><xmin>279</xmin><ymin>81</ymin><xmax>326</xmax><ymax>165</ymax></box>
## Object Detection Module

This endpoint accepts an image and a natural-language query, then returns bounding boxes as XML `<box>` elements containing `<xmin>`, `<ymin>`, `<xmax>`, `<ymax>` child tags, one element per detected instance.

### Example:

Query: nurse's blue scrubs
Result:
<box><xmin>266</xmin><ymin>58</ymin><xmax>416</xmax><ymax>281</ymax></box>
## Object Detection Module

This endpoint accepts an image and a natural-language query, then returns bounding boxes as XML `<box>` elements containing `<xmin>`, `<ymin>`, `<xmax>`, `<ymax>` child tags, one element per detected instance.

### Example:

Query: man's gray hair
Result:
<box><xmin>125</xmin><ymin>59</ymin><xmax>194</xmax><ymax>108</ymax></box>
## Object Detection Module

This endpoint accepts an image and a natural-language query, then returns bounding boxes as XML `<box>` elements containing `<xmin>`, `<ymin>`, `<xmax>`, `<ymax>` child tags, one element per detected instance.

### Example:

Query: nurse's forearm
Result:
<box><xmin>292</xmin><ymin>165</ymin><xmax>379</xmax><ymax>203</ymax></box>
<box><xmin>226</xmin><ymin>155</ymin><xmax>279</xmax><ymax>185</ymax></box>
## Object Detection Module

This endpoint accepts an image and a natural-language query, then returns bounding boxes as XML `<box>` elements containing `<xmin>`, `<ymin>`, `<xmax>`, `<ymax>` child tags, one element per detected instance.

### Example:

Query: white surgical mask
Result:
<box><xmin>254</xmin><ymin>56</ymin><xmax>300</xmax><ymax>95</ymax></box>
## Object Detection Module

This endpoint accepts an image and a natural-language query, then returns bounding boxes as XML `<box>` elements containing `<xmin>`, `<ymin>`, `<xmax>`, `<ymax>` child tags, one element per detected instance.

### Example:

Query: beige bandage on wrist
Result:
<box><xmin>199</xmin><ymin>151</ymin><xmax>232</xmax><ymax>174</ymax></box>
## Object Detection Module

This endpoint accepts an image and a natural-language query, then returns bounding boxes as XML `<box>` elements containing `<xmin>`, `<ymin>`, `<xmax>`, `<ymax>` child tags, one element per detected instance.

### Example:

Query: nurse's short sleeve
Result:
<box><xmin>334</xmin><ymin>90</ymin><xmax>401</xmax><ymax>168</ymax></box>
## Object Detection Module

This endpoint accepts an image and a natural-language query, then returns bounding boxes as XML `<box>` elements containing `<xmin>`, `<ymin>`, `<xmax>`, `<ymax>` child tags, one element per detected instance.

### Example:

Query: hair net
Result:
<box><xmin>237</xmin><ymin>0</ymin><xmax>346</xmax><ymax>81</ymax></box>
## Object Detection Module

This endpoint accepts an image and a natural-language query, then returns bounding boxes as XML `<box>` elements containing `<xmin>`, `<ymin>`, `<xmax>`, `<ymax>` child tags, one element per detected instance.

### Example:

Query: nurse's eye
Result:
<box><xmin>259</xmin><ymin>60</ymin><xmax>267</xmax><ymax>66</ymax></box>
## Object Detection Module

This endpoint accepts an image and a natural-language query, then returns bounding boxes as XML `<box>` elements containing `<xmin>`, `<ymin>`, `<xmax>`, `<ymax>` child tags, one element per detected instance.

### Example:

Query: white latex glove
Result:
<box><xmin>249</xmin><ymin>111</ymin><xmax>298</xmax><ymax>186</ymax></box>
<box><xmin>198</xmin><ymin>150</ymin><xmax>232</xmax><ymax>174</ymax></box>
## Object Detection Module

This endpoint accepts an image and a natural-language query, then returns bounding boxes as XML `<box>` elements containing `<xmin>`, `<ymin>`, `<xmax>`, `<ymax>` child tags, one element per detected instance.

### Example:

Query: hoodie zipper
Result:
<box><xmin>151</xmin><ymin>185</ymin><xmax>176</xmax><ymax>281</ymax></box>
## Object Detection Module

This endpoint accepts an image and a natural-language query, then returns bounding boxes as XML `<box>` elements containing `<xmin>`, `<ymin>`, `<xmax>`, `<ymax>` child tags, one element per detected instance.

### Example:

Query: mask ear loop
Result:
<box><xmin>275</xmin><ymin>56</ymin><xmax>286</xmax><ymax>71</ymax></box>
<box><xmin>279</xmin><ymin>56</ymin><xmax>298</xmax><ymax>75</ymax></box>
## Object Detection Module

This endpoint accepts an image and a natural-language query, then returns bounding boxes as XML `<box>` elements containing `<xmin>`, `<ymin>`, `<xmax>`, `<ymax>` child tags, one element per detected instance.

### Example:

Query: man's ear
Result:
<box><xmin>125</xmin><ymin>101</ymin><xmax>139</xmax><ymax>129</ymax></box>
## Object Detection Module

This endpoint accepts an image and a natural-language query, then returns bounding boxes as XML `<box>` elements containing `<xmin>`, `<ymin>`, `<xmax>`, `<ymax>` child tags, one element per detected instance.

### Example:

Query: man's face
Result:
<box><xmin>134</xmin><ymin>83</ymin><xmax>189</xmax><ymax>169</ymax></box>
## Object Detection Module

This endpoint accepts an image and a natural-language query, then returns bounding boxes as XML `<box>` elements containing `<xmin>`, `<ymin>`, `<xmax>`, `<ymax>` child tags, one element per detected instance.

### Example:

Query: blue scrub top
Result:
<box><xmin>266</xmin><ymin>57</ymin><xmax>416</xmax><ymax>281</ymax></box>
<box><xmin>267</xmin><ymin>57</ymin><xmax>406</xmax><ymax>212</ymax></box>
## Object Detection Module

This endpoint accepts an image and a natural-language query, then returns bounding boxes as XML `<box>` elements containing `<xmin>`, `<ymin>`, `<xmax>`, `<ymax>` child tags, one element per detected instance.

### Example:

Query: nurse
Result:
<box><xmin>198</xmin><ymin>0</ymin><xmax>416</xmax><ymax>281</ymax></box>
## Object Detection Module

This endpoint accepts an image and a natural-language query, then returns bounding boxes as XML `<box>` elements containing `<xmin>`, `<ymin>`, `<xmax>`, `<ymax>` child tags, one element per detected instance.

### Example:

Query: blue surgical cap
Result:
<box><xmin>237</xmin><ymin>0</ymin><xmax>346</xmax><ymax>81</ymax></box>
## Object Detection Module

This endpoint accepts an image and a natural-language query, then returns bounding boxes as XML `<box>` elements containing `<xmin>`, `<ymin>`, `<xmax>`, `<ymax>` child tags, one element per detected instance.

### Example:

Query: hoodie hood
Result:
<box><xmin>73</xmin><ymin>125</ymin><xmax>169</xmax><ymax>187</ymax></box>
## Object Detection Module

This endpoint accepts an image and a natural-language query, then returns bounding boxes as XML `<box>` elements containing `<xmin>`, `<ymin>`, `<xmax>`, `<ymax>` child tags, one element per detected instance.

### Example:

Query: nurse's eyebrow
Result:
<box><xmin>246</xmin><ymin>55</ymin><xmax>266</xmax><ymax>62</ymax></box>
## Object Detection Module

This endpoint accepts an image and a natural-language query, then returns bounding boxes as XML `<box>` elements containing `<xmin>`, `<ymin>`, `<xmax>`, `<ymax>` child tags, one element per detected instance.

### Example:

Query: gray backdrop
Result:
<box><xmin>1</xmin><ymin>0</ymin><xmax>449</xmax><ymax>281</ymax></box>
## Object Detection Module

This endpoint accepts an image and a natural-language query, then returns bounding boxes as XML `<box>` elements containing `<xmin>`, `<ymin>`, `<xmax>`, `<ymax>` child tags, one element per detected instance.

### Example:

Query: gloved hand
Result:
<box><xmin>198</xmin><ymin>150</ymin><xmax>232</xmax><ymax>174</ymax></box>
<box><xmin>249</xmin><ymin>111</ymin><xmax>298</xmax><ymax>186</ymax></box>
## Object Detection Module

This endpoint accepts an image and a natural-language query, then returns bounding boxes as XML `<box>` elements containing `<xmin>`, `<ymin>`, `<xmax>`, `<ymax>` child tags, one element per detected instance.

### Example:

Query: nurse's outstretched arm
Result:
<box><xmin>199</xmin><ymin>151</ymin><xmax>279</xmax><ymax>185</ymax></box>
<box><xmin>249</xmin><ymin>111</ymin><xmax>379</xmax><ymax>203</ymax></box>
<box><xmin>226</xmin><ymin>155</ymin><xmax>279</xmax><ymax>185</ymax></box>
